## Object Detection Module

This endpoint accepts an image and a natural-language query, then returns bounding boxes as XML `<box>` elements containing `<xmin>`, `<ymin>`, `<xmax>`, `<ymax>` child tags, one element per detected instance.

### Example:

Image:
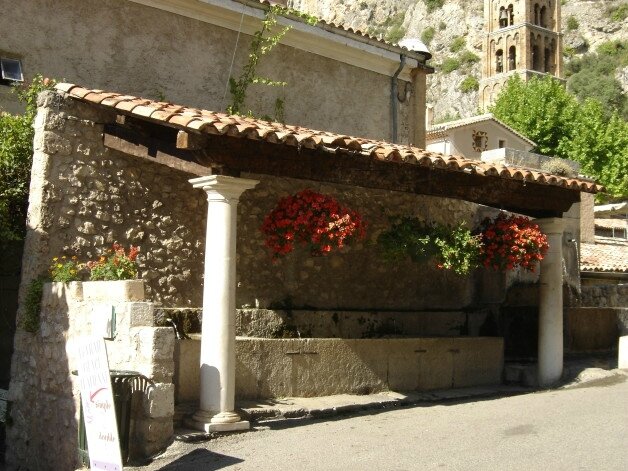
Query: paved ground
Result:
<box><xmin>133</xmin><ymin>369</ymin><xmax>628</xmax><ymax>471</ymax></box>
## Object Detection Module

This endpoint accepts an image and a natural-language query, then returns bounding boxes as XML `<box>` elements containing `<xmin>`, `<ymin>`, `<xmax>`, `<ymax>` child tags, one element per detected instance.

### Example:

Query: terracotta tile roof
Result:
<box><xmin>581</xmin><ymin>237</ymin><xmax>628</xmax><ymax>273</ymax></box>
<box><xmin>426</xmin><ymin>113</ymin><xmax>536</xmax><ymax>147</ymax></box>
<box><xmin>55</xmin><ymin>83</ymin><xmax>603</xmax><ymax>194</ymax></box>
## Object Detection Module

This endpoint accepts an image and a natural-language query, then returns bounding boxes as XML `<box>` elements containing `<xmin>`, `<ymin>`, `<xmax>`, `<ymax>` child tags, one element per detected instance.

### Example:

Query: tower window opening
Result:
<box><xmin>532</xmin><ymin>45</ymin><xmax>540</xmax><ymax>71</ymax></box>
<box><xmin>534</xmin><ymin>3</ymin><xmax>540</xmax><ymax>25</ymax></box>
<box><xmin>508</xmin><ymin>46</ymin><xmax>517</xmax><ymax>71</ymax></box>
<box><xmin>544</xmin><ymin>47</ymin><xmax>551</xmax><ymax>72</ymax></box>
<box><xmin>508</xmin><ymin>4</ymin><xmax>514</xmax><ymax>25</ymax></box>
<box><xmin>499</xmin><ymin>7</ymin><xmax>508</xmax><ymax>28</ymax></box>
<box><xmin>496</xmin><ymin>49</ymin><xmax>504</xmax><ymax>73</ymax></box>
<box><xmin>540</xmin><ymin>6</ymin><xmax>547</xmax><ymax>28</ymax></box>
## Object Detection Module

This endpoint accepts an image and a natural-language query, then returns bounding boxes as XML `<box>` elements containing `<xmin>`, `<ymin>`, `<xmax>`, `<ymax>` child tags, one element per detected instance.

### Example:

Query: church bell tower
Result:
<box><xmin>480</xmin><ymin>0</ymin><xmax>563</xmax><ymax>110</ymax></box>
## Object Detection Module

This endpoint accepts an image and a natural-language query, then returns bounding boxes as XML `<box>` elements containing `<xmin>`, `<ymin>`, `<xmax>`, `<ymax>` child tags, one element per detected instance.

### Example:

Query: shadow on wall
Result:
<box><xmin>7</xmin><ymin>283</ymin><xmax>78</xmax><ymax>470</ymax></box>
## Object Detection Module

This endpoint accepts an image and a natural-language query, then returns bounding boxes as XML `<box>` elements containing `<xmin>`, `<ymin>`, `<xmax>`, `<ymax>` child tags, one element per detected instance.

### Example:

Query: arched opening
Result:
<box><xmin>499</xmin><ymin>6</ymin><xmax>508</xmax><ymax>28</ymax></box>
<box><xmin>508</xmin><ymin>46</ymin><xmax>517</xmax><ymax>70</ymax></box>
<box><xmin>540</xmin><ymin>5</ymin><xmax>547</xmax><ymax>28</ymax></box>
<box><xmin>534</xmin><ymin>3</ymin><xmax>540</xmax><ymax>25</ymax></box>
<box><xmin>496</xmin><ymin>49</ymin><xmax>504</xmax><ymax>73</ymax></box>
<box><xmin>508</xmin><ymin>4</ymin><xmax>515</xmax><ymax>25</ymax></box>
<box><xmin>544</xmin><ymin>47</ymin><xmax>551</xmax><ymax>73</ymax></box>
<box><xmin>532</xmin><ymin>45</ymin><xmax>540</xmax><ymax>71</ymax></box>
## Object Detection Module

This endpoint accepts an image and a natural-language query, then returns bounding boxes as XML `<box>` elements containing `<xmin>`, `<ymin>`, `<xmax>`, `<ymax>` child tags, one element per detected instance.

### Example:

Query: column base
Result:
<box><xmin>186</xmin><ymin>410</ymin><xmax>250</xmax><ymax>433</ymax></box>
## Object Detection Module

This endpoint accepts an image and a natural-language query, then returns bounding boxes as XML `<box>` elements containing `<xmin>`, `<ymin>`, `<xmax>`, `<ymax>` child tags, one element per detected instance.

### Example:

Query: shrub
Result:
<box><xmin>608</xmin><ymin>3</ymin><xmax>628</xmax><ymax>22</ymax></box>
<box><xmin>438</xmin><ymin>21</ymin><xmax>447</xmax><ymax>31</ymax></box>
<box><xmin>440</xmin><ymin>57</ymin><xmax>461</xmax><ymax>73</ymax></box>
<box><xmin>423</xmin><ymin>0</ymin><xmax>445</xmax><ymax>13</ymax></box>
<box><xmin>21</xmin><ymin>277</ymin><xmax>45</xmax><ymax>333</ymax></box>
<box><xmin>459</xmin><ymin>50</ymin><xmax>481</xmax><ymax>65</ymax></box>
<box><xmin>540</xmin><ymin>158</ymin><xmax>576</xmax><ymax>178</ymax></box>
<box><xmin>460</xmin><ymin>76</ymin><xmax>479</xmax><ymax>93</ymax></box>
<box><xmin>421</xmin><ymin>26</ymin><xmax>436</xmax><ymax>45</ymax></box>
<box><xmin>386</xmin><ymin>24</ymin><xmax>406</xmax><ymax>44</ymax></box>
<box><xmin>0</xmin><ymin>75</ymin><xmax>56</xmax><ymax>240</ymax></box>
<box><xmin>566</xmin><ymin>15</ymin><xmax>579</xmax><ymax>31</ymax></box>
<box><xmin>450</xmin><ymin>36</ymin><xmax>466</xmax><ymax>53</ymax></box>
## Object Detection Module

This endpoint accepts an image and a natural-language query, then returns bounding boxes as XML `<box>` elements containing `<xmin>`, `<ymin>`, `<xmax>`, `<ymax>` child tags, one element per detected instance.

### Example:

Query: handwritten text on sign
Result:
<box><xmin>77</xmin><ymin>336</ymin><xmax>123</xmax><ymax>471</ymax></box>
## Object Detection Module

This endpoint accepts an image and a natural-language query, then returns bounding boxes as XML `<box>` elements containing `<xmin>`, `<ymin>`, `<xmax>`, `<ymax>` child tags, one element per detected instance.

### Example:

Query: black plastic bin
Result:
<box><xmin>76</xmin><ymin>370</ymin><xmax>151</xmax><ymax>466</ymax></box>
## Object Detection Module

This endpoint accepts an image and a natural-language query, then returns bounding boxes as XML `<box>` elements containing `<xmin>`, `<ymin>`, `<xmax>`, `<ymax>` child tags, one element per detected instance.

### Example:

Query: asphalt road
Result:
<box><xmin>140</xmin><ymin>374</ymin><xmax>628</xmax><ymax>471</ymax></box>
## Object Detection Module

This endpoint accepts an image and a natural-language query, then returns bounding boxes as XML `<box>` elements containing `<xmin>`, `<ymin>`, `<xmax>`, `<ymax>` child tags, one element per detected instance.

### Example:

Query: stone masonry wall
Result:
<box><xmin>25</xmin><ymin>90</ymin><xmax>493</xmax><ymax>311</ymax></box>
<box><xmin>7</xmin><ymin>280</ymin><xmax>174</xmax><ymax>470</ymax></box>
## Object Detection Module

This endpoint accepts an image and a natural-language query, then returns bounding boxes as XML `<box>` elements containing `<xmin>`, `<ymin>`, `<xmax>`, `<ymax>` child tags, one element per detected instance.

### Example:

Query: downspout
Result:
<box><xmin>391</xmin><ymin>55</ymin><xmax>406</xmax><ymax>144</ymax></box>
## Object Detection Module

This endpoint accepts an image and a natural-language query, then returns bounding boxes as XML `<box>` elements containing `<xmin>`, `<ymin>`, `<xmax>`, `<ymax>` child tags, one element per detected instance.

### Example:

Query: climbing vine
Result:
<box><xmin>227</xmin><ymin>5</ymin><xmax>317</xmax><ymax>121</ymax></box>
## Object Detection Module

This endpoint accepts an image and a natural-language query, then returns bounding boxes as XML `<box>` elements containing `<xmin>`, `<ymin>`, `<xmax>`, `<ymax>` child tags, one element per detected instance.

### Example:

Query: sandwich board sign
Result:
<box><xmin>76</xmin><ymin>336</ymin><xmax>123</xmax><ymax>471</ymax></box>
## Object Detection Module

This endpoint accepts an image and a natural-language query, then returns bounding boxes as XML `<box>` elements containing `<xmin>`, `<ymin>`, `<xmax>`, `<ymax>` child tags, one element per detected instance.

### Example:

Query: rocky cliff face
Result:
<box><xmin>291</xmin><ymin>0</ymin><xmax>627</xmax><ymax>123</ymax></box>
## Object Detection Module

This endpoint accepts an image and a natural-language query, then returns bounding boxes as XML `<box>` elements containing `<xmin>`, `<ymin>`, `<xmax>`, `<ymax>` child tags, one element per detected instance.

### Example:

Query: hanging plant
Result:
<box><xmin>261</xmin><ymin>189</ymin><xmax>366</xmax><ymax>258</ymax></box>
<box><xmin>377</xmin><ymin>217</ymin><xmax>481</xmax><ymax>275</ymax></box>
<box><xmin>478</xmin><ymin>214</ymin><xmax>549</xmax><ymax>272</ymax></box>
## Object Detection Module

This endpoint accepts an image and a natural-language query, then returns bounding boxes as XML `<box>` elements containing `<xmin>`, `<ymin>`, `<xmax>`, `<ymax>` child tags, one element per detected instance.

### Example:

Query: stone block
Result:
<box><xmin>135</xmin><ymin>327</ymin><xmax>175</xmax><ymax>362</ymax></box>
<box><xmin>134</xmin><ymin>417</ymin><xmax>173</xmax><ymax>456</ymax></box>
<box><xmin>144</xmin><ymin>383</ymin><xmax>175</xmax><ymax>418</ymax></box>
<box><xmin>82</xmin><ymin>280</ymin><xmax>145</xmax><ymax>302</ymax></box>
<box><xmin>129</xmin><ymin>302</ymin><xmax>156</xmax><ymax>327</ymax></box>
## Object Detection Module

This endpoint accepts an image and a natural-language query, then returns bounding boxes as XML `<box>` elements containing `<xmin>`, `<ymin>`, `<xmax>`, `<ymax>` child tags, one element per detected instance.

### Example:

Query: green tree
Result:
<box><xmin>0</xmin><ymin>76</ymin><xmax>56</xmax><ymax>239</ymax></box>
<box><xmin>491</xmin><ymin>75</ymin><xmax>576</xmax><ymax>156</ymax></box>
<box><xmin>491</xmin><ymin>75</ymin><xmax>628</xmax><ymax>200</ymax></box>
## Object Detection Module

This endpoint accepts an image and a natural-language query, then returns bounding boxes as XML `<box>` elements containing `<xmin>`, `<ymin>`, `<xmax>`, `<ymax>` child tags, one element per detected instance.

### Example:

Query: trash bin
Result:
<box><xmin>75</xmin><ymin>369</ymin><xmax>151</xmax><ymax>466</ymax></box>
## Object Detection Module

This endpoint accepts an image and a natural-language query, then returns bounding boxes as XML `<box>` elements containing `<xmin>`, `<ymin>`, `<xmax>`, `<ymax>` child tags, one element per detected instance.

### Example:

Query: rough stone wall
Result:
<box><xmin>27</xmin><ymin>91</ymin><xmax>488</xmax><ymax>310</ymax></box>
<box><xmin>237</xmin><ymin>173</ymin><xmax>482</xmax><ymax>310</ymax></box>
<box><xmin>24</xmin><ymin>91</ymin><xmax>206</xmax><ymax>307</ymax></box>
<box><xmin>6</xmin><ymin>281</ymin><xmax>174</xmax><ymax>470</ymax></box>
<box><xmin>580</xmin><ymin>284</ymin><xmax>628</xmax><ymax>308</ymax></box>
<box><xmin>0</xmin><ymin>0</ymin><xmax>415</xmax><ymax>144</ymax></box>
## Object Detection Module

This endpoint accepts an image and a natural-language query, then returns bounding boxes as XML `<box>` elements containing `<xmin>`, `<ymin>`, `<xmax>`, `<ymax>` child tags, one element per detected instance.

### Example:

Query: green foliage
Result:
<box><xmin>21</xmin><ymin>277</ymin><xmax>45</xmax><ymax>333</ymax></box>
<box><xmin>423</xmin><ymin>0</ymin><xmax>445</xmax><ymax>13</ymax></box>
<box><xmin>459</xmin><ymin>50</ymin><xmax>481</xmax><ymax>65</ymax></box>
<box><xmin>440</xmin><ymin>57</ymin><xmax>461</xmax><ymax>73</ymax></box>
<box><xmin>566</xmin><ymin>40</ymin><xmax>627</xmax><ymax>120</ymax></box>
<box><xmin>227</xmin><ymin>5</ymin><xmax>312</xmax><ymax>121</ymax></box>
<box><xmin>607</xmin><ymin>3</ymin><xmax>628</xmax><ymax>22</ymax></box>
<box><xmin>49</xmin><ymin>256</ymin><xmax>81</xmax><ymax>282</ymax></box>
<box><xmin>88</xmin><ymin>244</ymin><xmax>139</xmax><ymax>281</ymax></box>
<box><xmin>460</xmin><ymin>76</ymin><xmax>479</xmax><ymax>93</ymax></box>
<box><xmin>438</xmin><ymin>21</ymin><xmax>447</xmax><ymax>31</ymax></box>
<box><xmin>450</xmin><ymin>36</ymin><xmax>466</xmax><ymax>53</ymax></box>
<box><xmin>0</xmin><ymin>75</ymin><xmax>56</xmax><ymax>240</ymax></box>
<box><xmin>491</xmin><ymin>75</ymin><xmax>628</xmax><ymax>200</ymax></box>
<box><xmin>378</xmin><ymin>217</ymin><xmax>481</xmax><ymax>275</ymax></box>
<box><xmin>566</xmin><ymin>15</ymin><xmax>579</xmax><ymax>31</ymax></box>
<box><xmin>420</xmin><ymin>26</ymin><xmax>436</xmax><ymax>46</ymax></box>
<box><xmin>367</xmin><ymin>12</ymin><xmax>406</xmax><ymax>43</ymax></box>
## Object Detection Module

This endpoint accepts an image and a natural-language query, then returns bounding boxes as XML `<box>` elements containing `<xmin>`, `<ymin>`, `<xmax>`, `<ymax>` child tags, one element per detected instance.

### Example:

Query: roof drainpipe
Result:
<box><xmin>391</xmin><ymin>55</ymin><xmax>406</xmax><ymax>144</ymax></box>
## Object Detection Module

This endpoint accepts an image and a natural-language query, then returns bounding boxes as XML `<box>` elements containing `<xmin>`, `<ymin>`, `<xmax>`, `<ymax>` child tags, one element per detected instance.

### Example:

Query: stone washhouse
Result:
<box><xmin>6</xmin><ymin>85</ymin><xmax>601</xmax><ymax>469</ymax></box>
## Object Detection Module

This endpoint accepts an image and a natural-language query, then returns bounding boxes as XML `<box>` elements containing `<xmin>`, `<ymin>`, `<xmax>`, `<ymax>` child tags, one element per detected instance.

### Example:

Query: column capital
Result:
<box><xmin>189</xmin><ymin>175</ymin><xmax>259</xmax><ymax>201</ymax></box>
<box><xmin>535</xmin><ymin>217</ymin><xmax>564</xmax><ymax>235</ymax></box>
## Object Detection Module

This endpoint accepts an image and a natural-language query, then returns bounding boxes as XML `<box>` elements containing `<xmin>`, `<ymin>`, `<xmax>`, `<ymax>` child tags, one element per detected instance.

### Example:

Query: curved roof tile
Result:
<box><xmin>55</xmin><ymin>83</ymin><xmax>603</xmax><ymax>195</ymax></box>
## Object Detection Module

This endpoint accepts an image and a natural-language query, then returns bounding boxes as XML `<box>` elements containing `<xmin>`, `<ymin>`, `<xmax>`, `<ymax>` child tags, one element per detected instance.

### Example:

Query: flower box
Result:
<box><xmin>81</xmin><ymin>279</ymin><xmax>145</xmax><ymax>302</ymax></box>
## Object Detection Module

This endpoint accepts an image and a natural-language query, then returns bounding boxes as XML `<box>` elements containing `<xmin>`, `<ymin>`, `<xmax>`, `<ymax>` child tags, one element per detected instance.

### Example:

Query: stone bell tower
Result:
<box><xmin>480</xmin><ymin>0</ymin><xmax>563</xmax><ymax>110</ymax></box>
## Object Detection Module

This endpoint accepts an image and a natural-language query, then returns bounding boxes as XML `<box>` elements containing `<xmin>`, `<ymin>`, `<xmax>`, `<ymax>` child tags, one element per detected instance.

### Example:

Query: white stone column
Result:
<box><xmin>188</xmin><ymin>175</ymin><xmax>259</xmax><ymax>432</ymax></box>
<box><xmin>536</xmin><ymin>217</ymin><xmax>565</xmax><ymax>387</ymax></box>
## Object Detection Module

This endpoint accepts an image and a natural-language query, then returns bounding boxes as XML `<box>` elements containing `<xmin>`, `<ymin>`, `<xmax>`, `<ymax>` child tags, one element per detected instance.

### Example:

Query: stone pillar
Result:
<box><xmin>536</xmin><ymin>218</ymin><xmax>565</xmax><ymax>387</ymax></box>
<box><xmin>410</xmin><ymin>69</ymin><xmax>427</xmax><ymax>148</ymax></box>
<box><xmin>188</xmin><ymin>175</ymin><xmax>259</xmax><ymax>432</ymax></box>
